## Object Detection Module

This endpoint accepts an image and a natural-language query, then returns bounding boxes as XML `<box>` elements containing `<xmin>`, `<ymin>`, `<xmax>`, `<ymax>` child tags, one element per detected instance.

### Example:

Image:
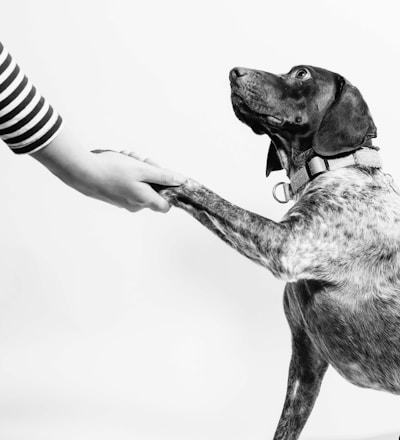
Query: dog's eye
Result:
<box><xmin>294</xmin><ymin>69</ymin><xmax>310</xmax><ymax>80</ymax></box>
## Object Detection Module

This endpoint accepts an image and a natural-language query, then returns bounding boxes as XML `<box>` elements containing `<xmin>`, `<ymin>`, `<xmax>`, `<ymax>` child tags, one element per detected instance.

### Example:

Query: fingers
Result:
<box><xmin>119</xmin><ymin>150</ymin><xmax>146</xmax><ymax>161</ymax></box>
<box><xmin>118</xmin><ymin>150</ymin><xmax>185</xmax><ymax>185</ymax></box>
<box><xmin>138</xmin><ymin>161</ymin><xmax>186</xmax><ymax>186</ymax></box>
<box><xmin>91</xmin><ymin>148</ymin><xmax>184</xmax><ymax>212</ymax></box>
<box><xmin>91</xmin><ymin>149</ymin><xmax>118</xmax><ymax>154</ymax></box>
<box><xmin>143</xmin><ymin>157</ymin><xmax>160</xmax><ymax>167</ymax></box>
<box><xmin>99</xmin><ymin>149</ymin><xmax>186</xmax><ymax>186</ymax></box>
<box><xmin>121</xmin><ymin>151</ymin><xmax>162</xmax><ymax>169</ymax></box>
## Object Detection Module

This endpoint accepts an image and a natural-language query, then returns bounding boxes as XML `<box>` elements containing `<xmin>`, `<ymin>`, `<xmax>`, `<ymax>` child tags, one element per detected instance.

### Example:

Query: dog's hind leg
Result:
<box><xmin>273</xmin><ymin>286</ymin><xmax>329</xmax><ymax>440</ymax></box>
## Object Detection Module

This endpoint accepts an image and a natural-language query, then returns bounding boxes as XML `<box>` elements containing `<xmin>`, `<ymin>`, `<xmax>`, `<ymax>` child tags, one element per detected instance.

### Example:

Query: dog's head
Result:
<box><xmin>229</xmin><ymin>65</ymin><xmax>377</xmax><ymax>176</ymax></box>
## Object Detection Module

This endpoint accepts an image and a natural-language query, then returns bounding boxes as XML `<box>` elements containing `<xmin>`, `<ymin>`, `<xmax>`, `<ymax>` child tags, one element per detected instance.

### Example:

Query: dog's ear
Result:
<box><xmin>266</xmin><ymin>141</ymin><xmax>283</xmax><ymax>177</ymax></box>
<box><xmin>313</xmin><ymin>75</ymin><xmax>377</xmax><ymax>157</ymax></box>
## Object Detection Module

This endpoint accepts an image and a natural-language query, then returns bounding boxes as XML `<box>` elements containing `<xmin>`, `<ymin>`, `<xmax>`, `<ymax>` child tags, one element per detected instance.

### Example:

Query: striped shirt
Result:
<box><xmin>0</xmin><ymin>42</ymin><xmax>63</xmax><ymax>154</ymax></box>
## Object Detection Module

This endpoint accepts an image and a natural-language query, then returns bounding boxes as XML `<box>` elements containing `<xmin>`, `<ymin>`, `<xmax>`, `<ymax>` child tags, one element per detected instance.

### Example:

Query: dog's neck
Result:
<box><xmin>269</xmin><ymin>133</ymin><xmax>315</xmax><ymax>177</ymax></box>
<box><xmin>269</xmin><ymin>135</ymin><xmax>382</xmax><ymax>202</ymax></box>
<box><xmin>270</xmin><ymin>133</ymin><xmax>376</xmax><ymax>177</ymax></box>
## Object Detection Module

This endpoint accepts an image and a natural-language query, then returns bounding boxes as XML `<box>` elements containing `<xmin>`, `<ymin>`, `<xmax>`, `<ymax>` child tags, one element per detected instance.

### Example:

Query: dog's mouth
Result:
<box><xmin>231</xmin><ymin>92</ymin><xmax>283</xmax><ymax>134</ymax></box>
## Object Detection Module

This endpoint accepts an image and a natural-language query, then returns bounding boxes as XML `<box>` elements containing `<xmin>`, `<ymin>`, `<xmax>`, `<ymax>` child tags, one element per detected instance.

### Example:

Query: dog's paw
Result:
<box><xmin>158</xmin><ymin>178</ymin><xmax>200</xmax><ymax>205</ymax></box>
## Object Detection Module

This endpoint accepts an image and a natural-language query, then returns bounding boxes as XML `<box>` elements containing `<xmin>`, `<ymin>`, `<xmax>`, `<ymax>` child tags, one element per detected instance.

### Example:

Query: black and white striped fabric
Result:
<box><xmin>0</xmin><ymin>42</ymin><xmax>63</xmax><ymax>154</ymax></box>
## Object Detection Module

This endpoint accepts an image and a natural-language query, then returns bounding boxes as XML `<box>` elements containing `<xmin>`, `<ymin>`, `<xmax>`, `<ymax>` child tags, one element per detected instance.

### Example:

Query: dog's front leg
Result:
<box><xmin>273</xmin><ymin>284</ymin><xmax>329</xmax><ymax>440</ymax></box>
<box><xmin>159</xmin><ymin>179</ymin><xmax>288</xmax><ymax>277</ymax></box>
<box><xmin>274</xmin><ymin>335</ymin><xmax>328</xmax><ymax>440</ymax></box>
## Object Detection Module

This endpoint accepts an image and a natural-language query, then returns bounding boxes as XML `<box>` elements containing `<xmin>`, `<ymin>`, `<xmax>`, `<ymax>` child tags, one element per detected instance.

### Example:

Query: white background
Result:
<box><xmin>1</xmin><ymin>1</ymin><xmax>400</xmax><ymax>439</ymax></box>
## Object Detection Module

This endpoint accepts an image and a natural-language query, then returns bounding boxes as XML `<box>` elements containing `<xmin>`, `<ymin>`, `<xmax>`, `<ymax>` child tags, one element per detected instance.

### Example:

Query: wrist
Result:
<box><xmin>32</xmin><ymin>128</ymin><xmax>101</xmax><ymax>197</ymax></box>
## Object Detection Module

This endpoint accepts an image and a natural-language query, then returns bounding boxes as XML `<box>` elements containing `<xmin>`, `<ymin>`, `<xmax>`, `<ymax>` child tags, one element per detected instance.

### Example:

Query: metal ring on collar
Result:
<box><xmin>272</xmin><ymin>182</ymin><xmax>292</xmax><ymax>203</ymax></box>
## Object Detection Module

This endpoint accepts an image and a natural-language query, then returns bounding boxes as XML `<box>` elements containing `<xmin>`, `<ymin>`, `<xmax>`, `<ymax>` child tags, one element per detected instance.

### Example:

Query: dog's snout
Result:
<box><xmin>230</xmin><ymin>67</ymin><xmax>249</xmax><ymax>82</ymax></box>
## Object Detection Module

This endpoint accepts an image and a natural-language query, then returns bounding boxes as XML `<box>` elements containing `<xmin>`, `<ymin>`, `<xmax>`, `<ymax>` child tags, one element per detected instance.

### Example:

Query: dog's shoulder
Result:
<box><xmin>286</xmin><ymin>166</ymin><xmax>400</xmax><ymax>230</ymax></box>
<box><xmin>280</xmin><ymin>166</ymin><xmax>400</xmax><ymax>284</ymax></box>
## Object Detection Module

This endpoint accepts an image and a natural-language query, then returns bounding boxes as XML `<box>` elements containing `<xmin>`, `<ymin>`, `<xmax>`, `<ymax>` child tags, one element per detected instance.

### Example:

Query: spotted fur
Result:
<box><xmin>159</xmin><ymin>65</ymin><xmax>400</xmax><ymax>439</ymax></box>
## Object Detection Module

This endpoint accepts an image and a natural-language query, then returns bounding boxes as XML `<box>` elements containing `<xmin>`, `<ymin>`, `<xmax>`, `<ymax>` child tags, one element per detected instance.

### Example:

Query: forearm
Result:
<box><xmin>31</xmin><ymin>127</ymin><xmax>99</xmax><ymax>197</ymax></box>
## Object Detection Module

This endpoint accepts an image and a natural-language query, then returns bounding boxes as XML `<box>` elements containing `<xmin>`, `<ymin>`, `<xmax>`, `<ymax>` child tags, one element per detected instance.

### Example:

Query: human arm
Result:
<box><xmin>0</xmin><ymin>41</ymin><xmax>185</xmax><ymax>212</ymax></box>
<box><xmin>31</xmin><ymin>128</ymin><xmax>186</xmax><ymax>212</ymax></box>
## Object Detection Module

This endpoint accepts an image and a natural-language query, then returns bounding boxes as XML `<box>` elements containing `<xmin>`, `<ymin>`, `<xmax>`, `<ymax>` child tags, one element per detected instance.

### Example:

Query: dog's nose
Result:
<box><xmin>230</xmin><ymin>67</ymin><xmax>249</xmax><ymax>81</ymax></box>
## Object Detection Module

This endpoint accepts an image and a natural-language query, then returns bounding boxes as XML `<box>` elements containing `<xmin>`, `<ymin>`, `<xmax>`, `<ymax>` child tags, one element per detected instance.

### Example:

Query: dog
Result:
<box><xmin>159</xmin><ymin>65</ymin><xmax>400</xmax><ymax>439</ymax></box>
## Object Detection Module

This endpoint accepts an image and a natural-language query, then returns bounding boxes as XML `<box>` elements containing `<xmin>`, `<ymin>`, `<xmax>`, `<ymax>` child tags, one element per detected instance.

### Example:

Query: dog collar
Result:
<box><xmin>272</xmin><ymin>147</ymin><xmax>382</xmax><ymax>203</ymax></box>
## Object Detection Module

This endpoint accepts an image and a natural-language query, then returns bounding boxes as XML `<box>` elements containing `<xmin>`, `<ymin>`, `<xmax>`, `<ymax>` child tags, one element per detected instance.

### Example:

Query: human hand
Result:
<box><xmin>90</xmin><ymin>149</ymin><xmax>187</xmax><ymax>212</ymax></box>
<box><xmin>32</xmin><ymin>128</ymin><xmax>186</xmax><ymax>212</ymax></box>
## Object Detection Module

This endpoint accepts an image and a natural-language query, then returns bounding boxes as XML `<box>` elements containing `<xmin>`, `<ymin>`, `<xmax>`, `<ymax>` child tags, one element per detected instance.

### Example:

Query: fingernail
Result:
<box><xmin>173</xmin><ymin>174</ymin><xmax>187</xmax><ymax>185</ymax></box>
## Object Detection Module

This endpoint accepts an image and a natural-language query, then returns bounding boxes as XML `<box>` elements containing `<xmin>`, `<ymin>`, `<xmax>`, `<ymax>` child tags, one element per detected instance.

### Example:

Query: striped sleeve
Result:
<box><xmin>0</xmin><ymin>41</ymin><xmax>63</xmax><ymax>154</ymax></box>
